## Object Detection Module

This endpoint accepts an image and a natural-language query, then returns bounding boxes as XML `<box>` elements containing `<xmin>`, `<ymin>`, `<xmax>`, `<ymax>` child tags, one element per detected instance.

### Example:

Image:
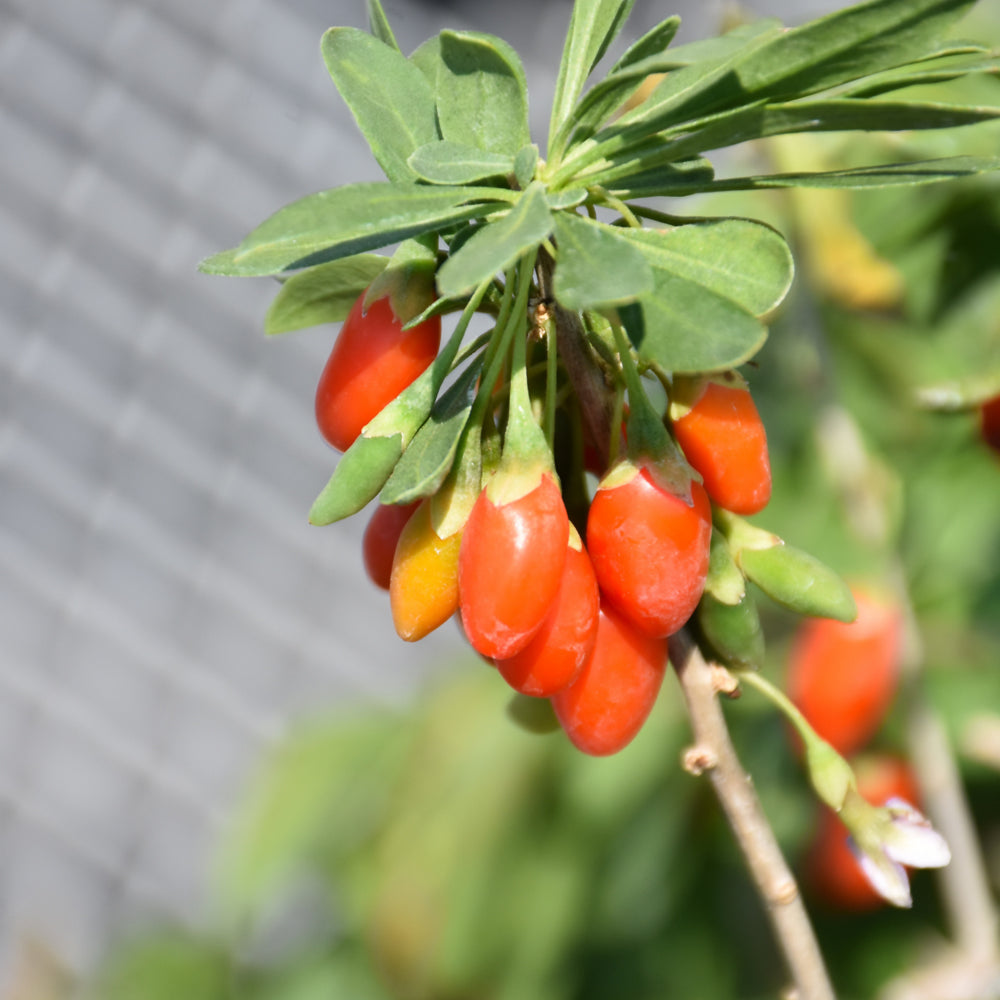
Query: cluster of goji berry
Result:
<box><xmin>316</xmin><ymin>283</ymin><xmax>775</xmax><ymax>756</ymax></box>
<box><xmin>786</xmin><ymin>587</ymin><xmax>917</xmax><ymax>908</ymax></box>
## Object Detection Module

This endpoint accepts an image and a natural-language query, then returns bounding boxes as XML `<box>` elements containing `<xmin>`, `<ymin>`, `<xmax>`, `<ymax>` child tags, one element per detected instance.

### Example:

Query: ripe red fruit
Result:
<box><xmin>671</xmin><ymin>379</ymin><xmax>771</xmax><ymax>515</ymax></box>
<box><xmin>980</xmin><ymin>394</ymin><xmax>1000</xmax><ymax>455</ymax></box>
<box><xmin>362</xmin><ymin>501</ymin><xmax>419</xmax><ymax>590</ymax></box>
<box><xmin>787</xmin><ymin>588</ymin><xmax>902</xmax><ymax>757</ymax></box>
<box><xmin>459</xmin><ymin>472</ymin><xmax>569</xmax><ymax>660</ymax></box>
<box><xmin>587</xmin><ymin>465</ymin><xmax>712</xmax><ymax>638</ymax></box>
<box><xmin>315</xmin><ymin>290</ymin><xmax>441</xmax><ymax>452</ymax></box>
<box><xmin>495</xmin><ymin>534</ymin><xmax>600</xmax><ymax>697</ymax></box>
<box><xmin>804</xmin><ymin>755</ymin><xmax>920</xmax><ymax>911</ymax></box>
<box><xmin>551</xmin><ymin>600</ymin><xmax>668</xmax><ymax>756</ymax></box>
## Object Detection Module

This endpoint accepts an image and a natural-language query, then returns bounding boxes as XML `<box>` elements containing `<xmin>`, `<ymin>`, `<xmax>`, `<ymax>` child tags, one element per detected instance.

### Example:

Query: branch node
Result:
<box><xmin>769</xmin><ymin>879</ymin><xmax>801</xmax><ymax>908</ymax></box>
<box><xmin>682</xmin><ymin>745</ymin><xmax>719</xmax><ymax>776</ymax></box>
<box><xmin>709</xmin><ymin>662</ymin><xmax>741</xmax><ymax>697</ymax></box>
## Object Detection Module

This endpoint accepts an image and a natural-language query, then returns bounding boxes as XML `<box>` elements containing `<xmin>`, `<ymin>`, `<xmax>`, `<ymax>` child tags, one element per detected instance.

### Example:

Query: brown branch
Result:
<box><xmin>669</xmin><ymin>631</ymin><xmax>837</xmax><ymax>1000</ymax></box>
<box><xmin>536</xmin><ymin>248</ymin><xmax>615</xmax><ymax>471</ymax></box>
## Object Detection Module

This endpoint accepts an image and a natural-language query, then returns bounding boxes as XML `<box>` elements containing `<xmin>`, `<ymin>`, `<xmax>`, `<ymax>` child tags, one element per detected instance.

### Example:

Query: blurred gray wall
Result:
<box><xmin>0</xmin><ymin>0</ymin><xmax>841</xmax><ymax>984</ymax></box>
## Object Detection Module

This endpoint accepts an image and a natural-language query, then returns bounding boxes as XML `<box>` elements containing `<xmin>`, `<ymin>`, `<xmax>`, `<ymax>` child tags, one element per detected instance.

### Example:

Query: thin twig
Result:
<box><xmin>669</xmin><ymin>631</ymin><xmax>837</xmax><ymax>1000</ymax></box>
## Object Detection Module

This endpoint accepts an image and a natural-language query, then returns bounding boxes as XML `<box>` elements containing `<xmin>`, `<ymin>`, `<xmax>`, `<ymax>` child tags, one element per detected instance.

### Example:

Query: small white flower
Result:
<box><xmin>842</xmin><ymin>793</ymin><xmax>951</xmax><ymax>909</ymax></box>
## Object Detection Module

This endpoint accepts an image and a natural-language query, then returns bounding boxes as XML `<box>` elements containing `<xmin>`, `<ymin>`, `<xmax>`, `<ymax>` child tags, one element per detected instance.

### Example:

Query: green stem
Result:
<box><xmin>608</xmin><ymin>320</ymin><xmax>672</xmax><ymax>461</ymax></box>
<box><xmin>544</xmin><ymin>300</ymin><xmax>558</xmax><ymax>453</ymax></box>
<box><xmin>734</xmin><ymin>669</ymin><xmax>817</xmax><ymax>748</ymax></box>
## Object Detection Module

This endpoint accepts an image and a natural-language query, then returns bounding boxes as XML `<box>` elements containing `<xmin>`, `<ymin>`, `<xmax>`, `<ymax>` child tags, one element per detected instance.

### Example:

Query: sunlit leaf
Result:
<box><xmin>435</xmin><ymin>31</ymin><xmax>531</xmax><ymax>155</ymax></box>
<box><xmin>322</xmin><ymin>27</ymin><xmax>438</xmax><ymax>181</ymax></box>
<box><xmin>409</xmin><ymin>141</ymin><xmax>516</xmax><ymax>186</ymax></box>
<box><xmin>551</xmin><ymin>213</ymin><xmax>653</xmax><ymax>309</ymax></box>
<box><xmin>437</xmin><ymin>182</ymin><xmax>553</xmax><ymax>296</ymax></box>
<box><xmin>199</xmin><ymin>183</ymin><xmax>512</xmax><ymax>276</ymax></box>
<box><xmin>264</xmin><ymin>255</ymin><xmax>388</xmax><ymax>334</ymax></box>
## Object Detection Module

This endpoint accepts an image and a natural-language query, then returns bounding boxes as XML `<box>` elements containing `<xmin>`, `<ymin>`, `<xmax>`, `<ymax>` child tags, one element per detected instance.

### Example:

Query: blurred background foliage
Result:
<box><xmin>90</xmin><ymin>8</ymin><xmax>1000</xmax><ymax>1000</ymax></box>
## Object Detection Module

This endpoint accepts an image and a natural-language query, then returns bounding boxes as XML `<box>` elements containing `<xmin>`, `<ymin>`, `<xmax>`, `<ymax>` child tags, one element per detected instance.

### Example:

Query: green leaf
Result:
<box><xmin>646</xmin><ymin>99</ymin><xmax>1000</xmax><ymax>163</ymax></box>
<box><xmin>199</xmin><ymin>183</ymin><xmax>511</xmax><ymax>276</ymax></box>
<box><xmin>436</xmin><ymin>182</ymin><xmax>553</xmax><ymax>297</ymax></box>
<box><xmin>619</xmin><ymin>285</ymin><xmax>766</xmax><ymax>375</ymax></box>
<box><xmin>434</xmin><ymin>31</ymin><xmax>531</xmax><ymax>155</ymax></box>
<box><xmin>380</xmin><ymin>359</ymin><xmax>483</xmax><ymax>504</ymax></box>
<box><xmin>549</xmin><ymin>0</ymin><xmax>637</xmax><ymax>157</ymax></box>
<box><xmin>638</xmin><ymin>18</ymin><xmax>784</xmax><ymax>70</ymax></box>
<box><xmin>409</xmin><ymin>141</ymin><xmax>516</xmax><ymax>185</ymax></box>
<box><xmin>264</xmin><ymin>255</ymin><xmax>388</xmax><ymax>334</ymax></box>
<box><xmin>308</xmin><ymin>434</ymin><xmax>403</xmax><ymax>526</ymax></box>
<box><xmin>608</xmin><ymin>25</ymin><xmax>783</xmax><ymax>136</ymax></box>
<box><xmin>321</xmin><ymin>28</ymin><xmax>439</xmax><ymax>182</ymax></box>
<box><xmin>513</xmin><ymin>145</ymin><xmax>539</xmax><ymax>190</ymax></box>
<box><xmin>551</xmin><ymin>213</ymin><xmax>653</xmax><ymax>309</ymax></box>
<box><xmin>619</xmin><ymin>221</ymin><xmax>794</xmax><ymax>319</ymax></box>
<box><xmin>366</xmin><ymin>0</ymin><xmax>399</xmax><ymax>51</ymax></box>
<box><xmin>839</xmin><ymin>49</ymin><xmax>1000</xmax><ymax>98</ymax></box>
<box><xmin>612</xmin><ymin>219</ymin><xmax>793</xmax><ymax>372</ymax></box>
<box><xmin>556</xmin><ymin>17</ymin><xmax>681</xmax><ymax>148</ymax></box>
<box><xmin>597</xmin><ymin>159</ymin><xmax>716</xmax><ymax>199</ymax></box>
<box><xmin>731</xmin><ymin>0</ymin><xmax>979</xmax><ymax>102</ymax></box>
<box><xmin>363</xmin><ymin>236</ymin><xmax>438</xmax><ymax>324</ymax></box>
<box><xmin>706</xmin><ymin>155</ymin><xmax>1000</xmax><ymax>191</ymax></box>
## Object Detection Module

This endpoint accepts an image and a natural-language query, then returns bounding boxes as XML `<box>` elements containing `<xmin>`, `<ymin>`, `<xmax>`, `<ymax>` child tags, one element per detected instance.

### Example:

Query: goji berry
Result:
<box><xmin>362</xmin><ymin>501</ymin><xmax>419</xmax><ymax>590</ymax></box>
<box><xmin>495</xmin><ymin>528</ymin><xmax>599</xmax><ymax>697</ymax></box>
<box><xmin>787</xmin><ymin>587</ymin><xmax>902</xmax><ymax>757</ymax></box>
<box><xmin>551</xmin><ymin>599</ymin><xmax>667</xmax><ymax>756</ymax></box>
<box><xmin>315</xmin><ymin>290</ymin><xmax>440</xmax><ymax>452</ymax></box>
<box><xmin>389</xmin><ymin>499</ymin><xmax>461</xmax><ymax>641</ymax></box>
<box><xmin>671</xmin><ymin>378</ymin><xmax>771</xmax><ymax>515</ymax></box>
<box><xmin>459</xmin><ymin>472</ymin><xmax>569</xmax><ymax>659</ymax></box>
<box><xmin>587</xmin><ymin>464</ymin><xmax>712</xmax><ymax>638</ymax></box>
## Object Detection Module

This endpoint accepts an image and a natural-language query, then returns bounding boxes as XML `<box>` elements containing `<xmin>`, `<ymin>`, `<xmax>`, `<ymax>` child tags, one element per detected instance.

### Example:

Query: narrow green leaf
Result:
<box><xmin>551</xmin><ymin>213</ymin><xmax>653</xmax><ymax>309</ymax></box>
<box><xmin>731</xmin><ymin>0</ymin><xmax>979</xmax><ymax>102</ymax></box>
<box><xmin>436</xmin><ymin>182</ymin><xmax>553</xmax><ymax>297</ymax></box>
<box><xmin>321</xmin><ymin>28</ymin><xmax>439</xmax><ymax>182</ymax></box>
<box><xmin>705</xmin><ymin>155</ymin><xmax>1000</xmax><ymax>191</ymax></box>
<box><xmin>575</xmin><ymin>151</ymin><xmax>715</xmax><ymax>190</ymax></box>
<box><xmin>609</xmin><ymin>24</ymin><xmax>783</xmax><ymax>136</ymax></box>
<box><xmin>619</xmin><ymin>221</ymin><xmax>794</xmax><ymax>319</ymax></box>
<box><xmin>380</xmin><ymin>360</ymin><xmax>483</xmax><ymax>504</ymax></box>
<box><xmin>435</xmin><ymin>31</ymin><xmax>531</xmax><ymax>155</ymax></box>
<box><xmin>408</xmin><ymin>141</ymin><xmax>516</xmax><ymax>186</ymax></box>
<box><xmin>308</xmin><ymin>434</ymin><xmax>403</xmax><ymax>525</ymax></box>
<box><xmin>549</xmin><ymin>0</ymin><xmax>637</xmax><ymax>157</ymax></box>
<box><xmin>366</xmin><ymin>0</ymin><xmax>399</xmax><ymax>51</ymax></box>
<box><xmin>199</xmin><ymin>182</ymin><xmax>512</xmax><ymax>277</ymax></box>
<box><xmin>598</xmin><ymin>160</ymin><xmax>716</xmax><ymax>199</ymax></box>
<box><xmin>264</xmin><ymin>255</ymin><xmax>388</xmax><ymax>334</ymax></box>
<box><xmin>555</xmin><ymin>17</ymin><xmax>681</xmax><ymax>148</ymax></box>
<box><xmin>839</xmin><ymin>50</ymin><xmax>1000</xmax><ymax>98</ymax></box>
<box><xmin>648</xmin><ymin>99</ymin><xmax>1000</xmax><ymax>163</ymax></box>
<box><xmin>637</xmin><ymin>18</ymin><xmax>784</xmax><ymax>70</ymax></box>
<box><xmin>546</xmin><ymin>188</ymin><xmax>588</xmax><ymax>209</ymax></box>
